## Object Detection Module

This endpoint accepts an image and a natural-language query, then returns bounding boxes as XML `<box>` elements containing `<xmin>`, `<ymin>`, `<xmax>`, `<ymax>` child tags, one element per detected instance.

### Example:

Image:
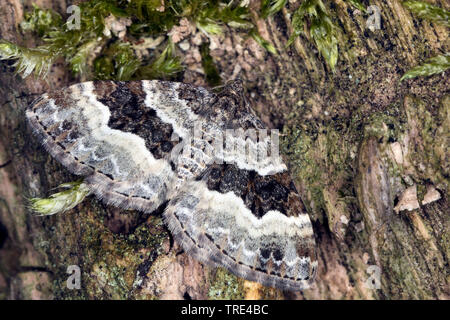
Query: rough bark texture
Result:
<box><xmin>0</xmin><ymin>0</ymin><xmax>448</xmax><ymax>300</ymax></box>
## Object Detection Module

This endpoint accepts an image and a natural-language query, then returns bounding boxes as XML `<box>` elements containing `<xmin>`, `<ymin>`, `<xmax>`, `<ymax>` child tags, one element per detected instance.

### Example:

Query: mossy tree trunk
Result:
<box><xmin>0</xmin><ymin>0</ymin><xmax>448</xmax><ymax>299</ymax></box>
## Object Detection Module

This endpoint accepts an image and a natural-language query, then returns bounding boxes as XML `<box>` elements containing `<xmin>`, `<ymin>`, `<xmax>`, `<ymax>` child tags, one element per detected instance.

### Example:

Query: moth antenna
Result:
<box><xmin>1</xmin><ymin>92</ymin><xmax>44</xmax><ymax>108</ymax></box>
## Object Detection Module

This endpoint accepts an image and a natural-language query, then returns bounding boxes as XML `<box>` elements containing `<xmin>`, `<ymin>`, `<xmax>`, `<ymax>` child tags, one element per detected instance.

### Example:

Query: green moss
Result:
<box><xmin>29</xmin><ymin>180</ymin><xmax>90</xmax><ymax>216</ymax></box>
<box><xmin>0</xmin><ymin>0</ymin><xmax>376</xmax><ymax>79</ymax></box>
<box><xmin>281</xmin><ymin>120</ymin><xmax>356</xmax><ymax>223</ymax></box>
<box><xmin>280</xmin><ymin>93</ymin><xmax>414</xmax><ymax>232</ymax></box>
<box><xmin>250</xmin><ymin>30</ymin><xmax>277</xmax><ymax>55</ymax></box>
<box><xmin>46</xmin><ymin>202</ymin><xmax>168</xmax><ymax>299</ymax></box>
<box><xmin>440</xmin><ymin>232</ymin><xmax>450</xmax><ymax>256</ymax></box>
<box><xmin>0</xmin><ymin>40</ymin><xmax>56</xmax><ymax>78</ymax></box>
<box><xmin>136</xmin><ymin>40</ymin><xmax>184</xmax><ymax>80</ymax></box>
<box><xmin>261</xmin><ymin>0</ymin><xmax>288</xmax><ymax>19</ymax></box>
<box><xmin>416</xmin><ymin>184</ymin><xmax>427</xmax><ymax>202</ymax></box>
<box><xmin>401</xmin><ymin>54</ymin><xmax>450</xmax><ymax>81</ymax></box>
<box><xmin>379</xmin><ymin>215</ymin><xmax>439</xmax><ymax>299</ymax></box>
<box><xmin>401</xmin><ymin>2</ymin><xmax>449</xmax><ymax>81</ymax></box>
<box><xmin>345</xmin><ymin>0</ymin><xmax>366</xmax><ymax>12</ymax></box>
<box><xmin>207</xmin><ymin>268</ymin><xmax>244</xmax><ymax>300</ymax></box>
<box><xmin>403</xmin><ymin>95</ymin><xmax>449</xmax><ymax>190</ymax></box>
<box><xmin>0</xmin><ymin>0</ymin><xmax>281</xmax><ymax>80</ymax></box>
<box><xmin>85</xmin><ymin>216</ymin><xmax>166</xmax><ymax>297</ymax></box>
<box><xmin>359</xmin><ymin>106</ymin><xmax>406</xmax><ymax>142</ymax></box>
<box><xmin>287</xmin><ymin>0</ymin><xmax>338</xmax><ymax>71</ymax></box>
<box><xmin>402</xmin><ymin>1</ymin><xmax>450</xmax><ymax>27</ymax></box>
<box><xmin>20</xmin><ymin>4</ymin><xmax>63</xmax><ymax>36</ymax></box>
<box><xmin>200</xmin><ymin>42</ymin><xmax>221</xmax><ymax>86</ymax></box>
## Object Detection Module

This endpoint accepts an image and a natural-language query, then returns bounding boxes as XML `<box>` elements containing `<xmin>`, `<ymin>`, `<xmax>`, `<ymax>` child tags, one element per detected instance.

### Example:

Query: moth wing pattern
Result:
<box><xmin>26</xmin><ymin>80</ymin><xmax>186</xmax><ymax>212</ymax></box>
<box><xmin>161</xmin><ymin>80</ymin><xmax>318</xmax><ymax>290</ymax></box>
<box><xmin>164</xmin><ymin>163</ymin><xmax>318</xmax><ymax>291</ymax></box>
<box><xmin>27</xmin><ymin>80</ymin><xmax>318</xmax><ymax>291</ymax></box>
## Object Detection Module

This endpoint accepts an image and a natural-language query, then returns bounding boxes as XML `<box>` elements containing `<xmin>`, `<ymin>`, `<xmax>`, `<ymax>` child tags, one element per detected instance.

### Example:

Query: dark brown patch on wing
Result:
<box><xmin>199</xmin><ymin>163</ymin><xmax>306</xmax><ymax>218</ymax></box>
<box><xmin>174</xmin><ymin>82</ymin><xmax>211</xmax><ymax>115</ymax></box>
<box><xmin>208</xmin><ymin>85</ymin><xmax>265</xmax><ymax>130</ymax></box>
<box><xmin>174</xmin><ymin>80</ymin><xmax>264</xmax><ymax>130</ymax></box>
<box><xmin>40</xmin><ymin>84</ymin><xmax>80</xmax><ymax>112</ymax></box>
<box><xmin>94</xmin><ymin>81</ymin><xmax>179</xmax><ymax>160</ymax></box>
<box><xmin>93</xmin><ymin>80</ymin><xmax>118</xmax><ymax>97</ymax></box>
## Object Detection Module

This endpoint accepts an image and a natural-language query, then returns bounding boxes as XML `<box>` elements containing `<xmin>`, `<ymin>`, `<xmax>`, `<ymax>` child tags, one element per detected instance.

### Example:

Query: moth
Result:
<box><xmin>26</xmin><ymin>80</ymin><xmax>317</xmax><ymax>291</ymax></box>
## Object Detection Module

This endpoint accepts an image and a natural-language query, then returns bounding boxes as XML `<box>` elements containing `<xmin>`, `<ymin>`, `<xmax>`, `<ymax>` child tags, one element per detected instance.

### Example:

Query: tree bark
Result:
<box><xmin>0</xmin><ymin>0</ymin><xmax>448</xmax><ymax>299</ymax></box>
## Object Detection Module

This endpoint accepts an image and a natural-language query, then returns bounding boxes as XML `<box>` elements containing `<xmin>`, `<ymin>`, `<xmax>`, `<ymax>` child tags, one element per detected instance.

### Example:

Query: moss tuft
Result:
<box><xmin>287</xmin><ymin>0</ymin><xmax>338</xmax><ymax>71</ymax></box>
<box><xmin>0</xmin><ymin>0</ymin><xmax>282</xmax><ymax>80</ymax></box>
<box><xmin>402</xmin><ymin>1</ymin><xmax>450</xmax><ymax>27</ymax></box>
<box><xmin>401</xmin><ymin>54</ymin><xmax>450</xmax><ymax>81</ymax></box>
